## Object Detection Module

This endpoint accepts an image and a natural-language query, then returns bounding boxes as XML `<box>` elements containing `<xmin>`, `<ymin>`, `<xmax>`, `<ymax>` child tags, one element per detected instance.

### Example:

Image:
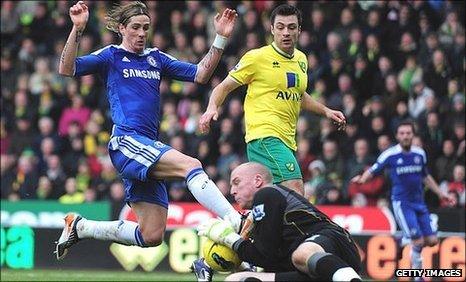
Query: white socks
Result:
<box><xmin>76</xmin><ymin>218</ymin><xmax>145</xmax><ymax>246</ymax></box>
<box><xmin>332</xmin><ymin>267</ymin><xmax>361</xmax><ymax>281</ymax></box>
<box><xmin>186</xmin><ymin>168</ymin><xmax>238</xmax><ymax>220</ymax></box>
<box><xmin>411</xmin><ymin>244</ymin><xmax>423</xmax><ymax>269</ymax></box>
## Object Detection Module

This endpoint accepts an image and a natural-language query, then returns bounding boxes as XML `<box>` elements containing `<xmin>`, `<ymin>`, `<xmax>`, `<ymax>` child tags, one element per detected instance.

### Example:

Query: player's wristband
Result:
<box><xmin>212</xmin><ymin>34</ymin><xmax>228</xmax><ymax>49</ymax></box>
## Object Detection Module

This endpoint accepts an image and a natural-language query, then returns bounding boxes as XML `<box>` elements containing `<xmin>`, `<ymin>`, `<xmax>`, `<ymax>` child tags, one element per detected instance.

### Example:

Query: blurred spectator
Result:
<box><xmin>345</xmin><ymin>138</ymin><xmax>375</xmax><ymax>182</ymax></box>
<box><xmin>29</xmin><ymin>57</ymin><xmax>58</xmax><ymax>96</ymax></box>
<box><xmin>1</xmin><ymin>154</ymin><xmax>16</xmax><ymax>198</ymax></box>
<box><xmin>377</xmin><ymin>134</ymin><xmax>393</xmax><ymax>154</ymax></box>
<box><xmin>423</xmin><ymin>49</ymin><xmax>451</xmax><ymax>98</ymax></box>
<box><xmin>395</xmin><ymin>32</ymin><xmax>418</xmax><ymax>69</ymax></box>
<box><xmin>58</xmin><ymin>95</ymin><xmax>91</xmax><ymax>137</ymax></box>
<box><xmin>397</xmin><ymin>56</ymin><xmax>422</xmax><ymax>94</ymax></box>
<box><xmin>62</xmin><ymin>136</ymin><xmax>84</xmax><ymax>176</ymax></box>
<box><xmin>297</xmin><ymin>137</ymin><xmax>316</xmax><ymax>182</ymax></box>
<box><xmin>353</xmin><ymin>54</ymin><xmax>373</xmax><ymax>102</ymax></box>
<box><xmin>44</xmin><ymin>154</ymin><xmax>66</xmax><ymax>197</ymax></box>
<box><xmin>7</xmin><ymin>117</ymin><xmax>35</xmax><ymax>158</ymax></box>
<box><xmin>36</xmin><ymin>176</ymin><xmax>54</xmax><ymax>200</ymax></box>
<box><xmin>445</xmin><ymin>86</ymin><xmax>465</xmax><ymax>130</ymax></box>
<box><xmin>321</xmin><ymin>139</ymin><xmax>345</xmax><ymax>184</ymax></box>
<box><xmin>59</xmin><ymin>177</ymin><xmax>84</xmax><ymax>204</ymax></box>
<box><xmin>383</xmin><ymin>73</ymin><xmax>408</xmax><ymax>114</ymax></box>
<box><xmin>408</xmin><ymin>80</ymin><xmax>435</xmax><ymax>119</ymax></box>
<box><xmin>11</xmin><ymin>152</ymin><xmax>39</xmax><ymax>199</ymax></box>
<box><xmin>434</xmin><ymin>139</ymin><xmax>457</xmax><ymax>182</ymax></box>
<box><xmin>449</xmin><ymin>164</ymin><xmax>465</xmax><ymax>196</ymax></box>
<box><xmin>438</xmin><ymin>10</ymin><xmax>464</xmax><ymax>48</ymax></box>
<box><xmin>305</xmin><ymin>160</ymin><xmax>328</xmax><ymax>203</ymax></box>
<box><xmin>75</xmin><ymin>160</ymin><xmax>91</xmax><ymax>193</ymax></box>
<box><xmin>420</xmin><ymin>111</ymin><xmax>444</xmax><ymax>161</ymax></box>
<box><xmin>372</xmin><ymin>56</ymin><xmax>393</xmax><ymax>96</ymax></box>
<box><xmin>449</xmin><ymin>32</ymin><xmax>465</xmax><ymax>78</ymax></box>
<box><xmin>307</xmin><ymin>52</ymin><xmax>324</xmax><ymax>91</ymax></box>
<box><xmin>364</xmin><ymin>34</ymin><xmax>381</xmax><ymax>72</ymax></box>
<box><xmin>17</xmin><ymin>38</ymin><xmax>37</xmax><ymax>73</ymax></box>
<box><xmin>340</xmin><ymin>119</ymin><xmax>361</xmax><ymax>158</ymax></box>
<box><xmin>417</xmin><ymin>32</ymin><xmax>440</xmax><ymax>69</ymax></box>
<box><xmin>217</xmin><ymin>140</ymin><xmax>239</xmax><ymax>180</ymax></box>
<box><xmin>451</xmin><ymin>121</ymin><xmax>465</xmax><ymax>165</ymax></box>
<box><xmin>390</xmin><ymin>100</ymin><xmax>410</xmax><ymax>133</ymax></box>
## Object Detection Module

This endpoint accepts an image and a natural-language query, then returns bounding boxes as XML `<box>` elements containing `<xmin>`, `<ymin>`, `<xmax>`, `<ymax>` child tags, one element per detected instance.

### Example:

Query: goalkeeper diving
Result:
<box><xmin>193</xmin><ymin>162</ymin><xmax>362</xmax><ymax>282</ymax></box>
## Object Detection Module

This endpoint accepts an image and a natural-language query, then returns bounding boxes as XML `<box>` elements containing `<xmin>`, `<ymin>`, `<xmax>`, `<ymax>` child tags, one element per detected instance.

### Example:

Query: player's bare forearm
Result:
<box><xmin>301</xmin><ymin>93</ymin><xmax>328</xmax><ymax>116</ymax></box>
<box><xmin>59</xmin><ymin>26</ymin><xmax>83</xmax><ymax>76</ymax></box>
<box><xmin>208</xmin><ymin>77</ymin><xmax>240</xmax><ymax>109</ymax></box>
<box><xmin>356</xmin><ymin>169</ymin><xmax>373</xmax><ymax>184</ymax></box>
<box><xmin>424</xmin><ymin>174</ymin><xmax>442</xmax><ymax>196</ymax></box>
<box><xmin>195</xmin><ymin>46</ymin><xmax>224</xmax><ymax>84</ymax></box>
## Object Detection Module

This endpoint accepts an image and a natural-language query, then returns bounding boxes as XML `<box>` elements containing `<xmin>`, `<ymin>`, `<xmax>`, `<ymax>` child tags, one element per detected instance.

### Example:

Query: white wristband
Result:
<box><xmin>212</xmin><ymin>34</ymin><xmax>228</xmax><ymax>49</ymax></box>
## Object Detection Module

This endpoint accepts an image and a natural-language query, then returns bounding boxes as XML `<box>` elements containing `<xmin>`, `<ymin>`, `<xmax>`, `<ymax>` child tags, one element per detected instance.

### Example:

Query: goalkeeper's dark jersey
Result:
<box><xmin>232</xmin><ymin>184</ymin><xmax>355</xmax><ymax>272</ymax></box>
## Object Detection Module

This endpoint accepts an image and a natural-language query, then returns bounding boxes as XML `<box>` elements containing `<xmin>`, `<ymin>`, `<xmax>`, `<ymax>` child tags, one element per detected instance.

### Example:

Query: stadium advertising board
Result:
<box><xmin>2</xmin><ymin>227</ymin><xmax>464</xmax><ymax>281</ymax></box>
<box><xmin>0</xmin><ymin>201</ymin><xmax>111</xmax><ymax>228</ymax></box>
<box><xmin>120</xmin><ymin>203</ymin><xmax>397</xmax><ymax>233</ymax></box>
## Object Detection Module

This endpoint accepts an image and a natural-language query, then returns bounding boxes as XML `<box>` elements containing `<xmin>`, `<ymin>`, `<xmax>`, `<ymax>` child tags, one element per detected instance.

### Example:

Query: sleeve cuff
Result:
<box><xmin>232</xmin><ymin>237</ymin><xmax>245</xmax><ymax>252</ymax></box>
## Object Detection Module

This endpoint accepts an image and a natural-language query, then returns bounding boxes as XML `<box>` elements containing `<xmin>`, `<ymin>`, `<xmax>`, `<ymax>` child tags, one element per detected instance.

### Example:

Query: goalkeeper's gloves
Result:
<box><xmin>197</xmin><ymin>218</ymin><xmax>242</xmax><ymax>249</ymax></box>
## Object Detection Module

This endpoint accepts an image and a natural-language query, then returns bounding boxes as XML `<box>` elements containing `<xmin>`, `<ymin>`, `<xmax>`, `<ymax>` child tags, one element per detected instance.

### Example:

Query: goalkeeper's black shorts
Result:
<box><xmin>302</xmin><ymin>228</ymin><xmax>361</xmax><ymax>273</ymax></box>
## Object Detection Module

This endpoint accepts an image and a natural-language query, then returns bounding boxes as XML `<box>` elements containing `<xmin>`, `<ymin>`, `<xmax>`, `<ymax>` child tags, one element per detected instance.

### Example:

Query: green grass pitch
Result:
<box><xmin>1</xmin><ymin>269</ymin><xmax>228</xmax><ymax>281</ymax></box>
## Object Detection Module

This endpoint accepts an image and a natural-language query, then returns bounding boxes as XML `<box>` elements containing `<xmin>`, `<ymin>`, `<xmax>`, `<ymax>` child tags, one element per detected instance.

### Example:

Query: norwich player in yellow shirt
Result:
<box><xmin>199</xmin><ymin>4</ymin><xmax>346</xmax><ymax>196</ymax></box>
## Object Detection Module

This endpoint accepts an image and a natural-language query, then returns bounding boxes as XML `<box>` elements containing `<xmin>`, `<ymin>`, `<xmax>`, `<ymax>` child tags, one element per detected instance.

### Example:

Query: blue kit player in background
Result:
<box><xmin>352</xmin><ymin>121</ymin><xmax>455</xmax><ymax>275</ymax></box>
<box><xmin>55</xmin><ymin>1</ymin><xmax>241</xmax><ymax>259</ymax></box>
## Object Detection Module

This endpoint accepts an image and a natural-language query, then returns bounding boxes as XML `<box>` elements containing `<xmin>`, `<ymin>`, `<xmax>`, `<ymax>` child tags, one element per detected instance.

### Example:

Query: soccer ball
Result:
<box><xmin>203</xmin><ymin>238</ymin><xmax>241</xmax><ymax>272</ymax></box>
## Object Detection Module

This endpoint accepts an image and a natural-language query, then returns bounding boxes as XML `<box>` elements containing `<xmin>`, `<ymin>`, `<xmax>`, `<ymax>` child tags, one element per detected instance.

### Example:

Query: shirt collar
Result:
<box><xmin>271</xmin><ymin>42</ymin><xmax>294</xmax><ymax>59</ymax></box>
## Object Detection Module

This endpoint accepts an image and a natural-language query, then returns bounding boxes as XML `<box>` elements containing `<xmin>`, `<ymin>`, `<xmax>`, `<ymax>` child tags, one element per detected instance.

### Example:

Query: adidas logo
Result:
<box><xmin>122</xmin><ymin>56</ymin><xmax>130</xmax><ymax>62</ymax></box>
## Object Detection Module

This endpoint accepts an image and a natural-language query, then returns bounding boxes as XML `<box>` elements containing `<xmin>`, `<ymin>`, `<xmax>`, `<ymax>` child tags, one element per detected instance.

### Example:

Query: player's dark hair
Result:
<box><xmin>106</xmin><ymin>1</ymin><xmax>150</xmax><ymax>34</ymax></box>
<box><xmin>270</xmin><ymin>4</ymin><xmax>302</xmax><ymax>27</ymax></box>
<box><xmin>396</xmin><ymin>120</ymin><xmax>416</xmax><ymax>134</ymax></box>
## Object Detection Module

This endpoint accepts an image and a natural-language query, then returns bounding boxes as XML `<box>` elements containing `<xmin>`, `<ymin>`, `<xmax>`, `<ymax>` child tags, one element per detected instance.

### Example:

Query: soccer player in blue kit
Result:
<box><xmin>352</xmin><ymin>121</ymin><xmax>455</xmax><ymax>275</ymax></box>
<box><xmin>55</xmin><ymin>1</ymin><xmax>240</xmax><ymax>259</ymax></box>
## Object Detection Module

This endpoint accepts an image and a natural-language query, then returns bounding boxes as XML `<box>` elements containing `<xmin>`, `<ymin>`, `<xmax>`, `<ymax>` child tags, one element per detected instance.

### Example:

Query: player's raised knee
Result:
<box><xmin>140</xmin><ymin>228</ymin><xmax>164</xmax><ymax>247</ymax></box>
<box><xmin>292</xmin><ymin>242</ymin><xmax>324</xmax><ymax>268</ymax></box>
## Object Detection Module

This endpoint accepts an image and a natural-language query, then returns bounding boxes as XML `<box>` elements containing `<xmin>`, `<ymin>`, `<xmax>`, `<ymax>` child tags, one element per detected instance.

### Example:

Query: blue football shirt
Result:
<box><xmin>74</xmin><ymin>45</ymin><xmax>197</xmax><ymax>139</ymax></box>
<box><xmin>369</xmin><ymin>144</ymin><xmax>429</xmax><ymax>202</ymax></box>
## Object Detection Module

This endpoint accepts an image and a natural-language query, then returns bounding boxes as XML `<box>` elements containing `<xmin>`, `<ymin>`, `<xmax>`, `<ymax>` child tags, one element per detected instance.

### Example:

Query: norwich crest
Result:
<box><xmin>285</xmin><ymin>163</ymin><xmax>295</xmax><ymax>171</ymax></box>
<box><xmin>298</xmin><ymin>61</ymin><xmax>306</xmax><ymax>73</ymax></box>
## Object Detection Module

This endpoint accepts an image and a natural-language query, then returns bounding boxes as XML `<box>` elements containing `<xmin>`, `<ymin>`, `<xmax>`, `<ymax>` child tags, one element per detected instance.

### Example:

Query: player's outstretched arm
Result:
<box><xmin>301</xmin><ymin>93</ymin><xmax>346</xmax><ymax>130</ymax></box>
<box><xmin>423</xmin><ymin>174</ymin><xmax>457</xmax><ymax>206</ymax></box>
<box><xmin>58</xmin><ymin>1</ymin><xmax>89</xmax><ymax>76</ymax></box>
<box><xmin>194</xmin><ymin>8</ymin><xmax>237</xmax><ymax>84</ymax></box>
<box><xmin>351</xmin><ymin>169</ymin><xmax>373</xmax><ymax>184</ymax></box>
<box><xmin>199</xmin><ymin>77</ymin><xmax>240</xmax><ymax>133</ymax></box>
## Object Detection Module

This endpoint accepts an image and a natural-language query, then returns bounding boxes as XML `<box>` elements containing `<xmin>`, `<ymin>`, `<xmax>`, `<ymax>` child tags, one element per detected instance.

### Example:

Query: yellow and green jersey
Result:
<box><xmin>229</xmin><ymin>42</ymin><xmax>308</xmax><ymax>151</ymax></box>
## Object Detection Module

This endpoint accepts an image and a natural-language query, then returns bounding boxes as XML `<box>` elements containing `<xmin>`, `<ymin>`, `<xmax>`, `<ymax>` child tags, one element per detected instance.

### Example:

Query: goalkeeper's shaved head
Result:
<box><xmin>233</xmin><ymin>162</ymin><xmax>273</xmax><ymax>186</ymax></box>
<box><xmin>230</xmin><ymin>162</ymin><xmax>274</xmax><ymax>209</ymax></box>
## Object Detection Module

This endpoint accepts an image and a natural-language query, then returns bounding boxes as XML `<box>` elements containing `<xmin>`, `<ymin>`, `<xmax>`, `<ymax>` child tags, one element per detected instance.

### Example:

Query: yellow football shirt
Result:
<box><xmin>229</xmin><ymin>42</ymin><xmax>308</xmax><ymax>151</ymax></box>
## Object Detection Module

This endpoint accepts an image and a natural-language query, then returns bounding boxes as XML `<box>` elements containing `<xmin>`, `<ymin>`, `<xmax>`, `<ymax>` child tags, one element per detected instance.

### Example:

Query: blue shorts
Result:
<box><xmin>108</xmin><ymin>134</ymin><xmax>172</xmax><ymax>209</ymax></box>
<box><xmin>392</xmin><ymin>200</ymin><xmax>436</xmax><ymax>239</ymax></box>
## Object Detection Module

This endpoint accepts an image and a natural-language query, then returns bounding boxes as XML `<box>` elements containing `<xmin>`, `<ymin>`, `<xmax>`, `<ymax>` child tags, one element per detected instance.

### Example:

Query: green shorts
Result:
<box><xmin>246</xmin><ymin>137</ymin><xmax>302</xmax><ymax>183</ymax></box>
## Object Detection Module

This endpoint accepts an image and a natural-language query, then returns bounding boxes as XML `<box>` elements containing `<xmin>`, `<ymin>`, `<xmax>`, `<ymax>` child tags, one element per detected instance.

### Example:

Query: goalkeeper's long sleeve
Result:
<box><xmin>233</xmin><ymin>188</ymin><xmax>288</xmax><ymax>270</ymax></box>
